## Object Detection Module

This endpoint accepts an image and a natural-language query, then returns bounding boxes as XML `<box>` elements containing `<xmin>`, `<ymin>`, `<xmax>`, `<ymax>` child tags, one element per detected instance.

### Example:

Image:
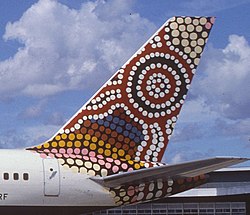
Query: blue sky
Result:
<box><xmin>0</xmin><ymin>0</ymin><xmax>249</xmax><ymax>165</ymax></box>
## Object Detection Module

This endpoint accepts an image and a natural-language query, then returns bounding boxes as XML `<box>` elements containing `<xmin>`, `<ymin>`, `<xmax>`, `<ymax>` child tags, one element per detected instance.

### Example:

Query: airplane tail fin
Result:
<box><xmin>28</xmin><ymin>16</ymin><xmax>215</xmax><ymax>163</ymax></box>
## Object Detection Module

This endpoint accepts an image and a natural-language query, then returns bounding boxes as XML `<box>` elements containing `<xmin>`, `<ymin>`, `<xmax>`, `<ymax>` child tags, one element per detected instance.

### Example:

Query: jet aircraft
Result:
<box><xmin>0</xmin><ymin>16</ymin><xmax>248</xmax><ymax>215</ymax></box>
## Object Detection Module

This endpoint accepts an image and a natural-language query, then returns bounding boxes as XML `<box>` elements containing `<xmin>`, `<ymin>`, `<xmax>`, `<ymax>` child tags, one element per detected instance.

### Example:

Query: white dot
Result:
<box><xmin>150</xmin><ymin>64</ymin><xmax>156</xmax><ymax>69</ymax></box>
<box><xmin>157</xmin><ymin>42</ymin><xmax>162</xmax><ymax>47</ymax></box>
<box><xmin>152</xmin><ymin>44</ymin><xmax>157</xmax><ymax>48</ymax></box>
<box><xmin>148</xmin><ymin>113</ymin><xmax>153</xmax><ymax>118</ymax></box>
<box><xmin>130</xmin><ymin>71</ymin><xmax>135</xmax><ymax>76</ymax></box>
<box><xmin>154</xmin><ymin>36</ymin><xmax>161</xmax><ymax>42</ymax></box>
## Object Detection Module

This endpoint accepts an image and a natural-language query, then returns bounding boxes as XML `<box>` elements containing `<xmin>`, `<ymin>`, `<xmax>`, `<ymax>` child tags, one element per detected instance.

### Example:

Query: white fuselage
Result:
<box><xmin>0</xmin><ymin>149</ymin><xmax>114</xmax><ymax>208</ymax></box>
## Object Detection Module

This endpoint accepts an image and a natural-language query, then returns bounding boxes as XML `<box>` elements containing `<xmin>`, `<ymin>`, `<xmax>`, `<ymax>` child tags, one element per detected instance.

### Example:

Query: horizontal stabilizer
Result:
<box><xmin>91</xmin><ymin>157</ymin><xmax>248</xmax><ymax>188</ymax></box>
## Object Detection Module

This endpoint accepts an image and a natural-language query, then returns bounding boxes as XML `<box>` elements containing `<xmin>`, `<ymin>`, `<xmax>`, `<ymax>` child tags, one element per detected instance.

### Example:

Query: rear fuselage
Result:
<box><xmin>0</xmin><ymin>149</ymin><xmax>114</xmax><ymax>215</ymax></box>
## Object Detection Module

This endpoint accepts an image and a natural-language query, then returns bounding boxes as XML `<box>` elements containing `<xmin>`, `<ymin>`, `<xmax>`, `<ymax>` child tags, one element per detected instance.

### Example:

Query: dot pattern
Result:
<box><xmin>110</xmin><ymin>174</ymin><xmax>208</xmax><ymax>206</ymax></box>
<box><xmin>27</xmin><ymin>16</ymin><xmax>214</xmax><ymax>206</ymax></box>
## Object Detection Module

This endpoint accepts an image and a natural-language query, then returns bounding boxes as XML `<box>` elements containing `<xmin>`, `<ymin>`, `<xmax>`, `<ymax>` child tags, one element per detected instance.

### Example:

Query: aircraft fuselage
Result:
<box><xmin>0</xmin><ymin>149</ymin><xmax>114</xmax><ymax>215</ymax></box>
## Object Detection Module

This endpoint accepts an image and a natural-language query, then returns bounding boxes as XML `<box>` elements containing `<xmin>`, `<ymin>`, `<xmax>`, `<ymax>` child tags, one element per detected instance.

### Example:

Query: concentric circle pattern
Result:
<box><xmin>27</xmin><ymin>16</ymin><xmax>214</xmax><ymax>207</ymax></box>
<box><xmin>28</xmin><ymin>16</ymin><xmax>214</xmax><ymax>205</ymax></box>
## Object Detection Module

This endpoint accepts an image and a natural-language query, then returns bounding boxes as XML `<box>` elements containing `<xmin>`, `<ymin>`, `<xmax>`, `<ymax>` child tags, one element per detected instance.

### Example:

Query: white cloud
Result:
<box><xmin>196</xmin><ymin>35</ymin><xmax>250</xmax><ymax>120</ymax></box>
<box><xmin>0</xmin><ymin>0</ymin><xmax>155</xmax><ymax>97</ymax></box>
<box><xmin>169</xmin><ymin>35</ymin><xmax>250</xmax><ymax>147</ymax></box>
<box><xmin>170</xmin><ymin>153</ymin><xmax>184</xmax><ymax>164</ymax></box>
<box><xmin>0</xmin><ymin>125</ymin><xmax>58</xmax><ymax>149</ymax></box>
<box><xmin>181</xmin><ymin>0</ymin><xmax>249</xmax><ymax>14</ymax></box>
<box><xmin>165</xmin><ymin>146</ymin><xmax>215</xmax><ymax>164</ymax></box>
<box><xmin>18</xmin><ymin>99</ymin><xmax>47</xmax><ymax>118</ymax></box>
<box><xmin>44</xmin><ymin>111</ymin><xmax>66</xmax><ymax>126</ymax></box>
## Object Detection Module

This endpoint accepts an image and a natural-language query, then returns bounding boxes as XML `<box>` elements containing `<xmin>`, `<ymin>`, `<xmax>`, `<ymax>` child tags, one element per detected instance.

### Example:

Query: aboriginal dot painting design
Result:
<box><xmin>110</xmin><ymin>174</ymin><xmax>208</xmax><ymax>206</ymax></box>
<box><xmin>28</xmin><ymin>17</ymin><xmax>215</xmax><ymax>176</ymax></box>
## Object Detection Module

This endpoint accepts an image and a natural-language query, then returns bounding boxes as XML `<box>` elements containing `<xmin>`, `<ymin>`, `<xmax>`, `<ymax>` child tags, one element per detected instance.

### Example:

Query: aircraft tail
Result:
<box><xmin>28</xmin><ymin>16</ymin><xmax>215</xmax><ymax>168</ymax></box>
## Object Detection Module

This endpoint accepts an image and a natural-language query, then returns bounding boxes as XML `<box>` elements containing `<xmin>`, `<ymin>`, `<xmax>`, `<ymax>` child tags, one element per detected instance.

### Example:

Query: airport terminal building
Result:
<box><xmin>93</xmin><ymin>167</ymin><xmax>250</xmax><ymax>215</ymax></box>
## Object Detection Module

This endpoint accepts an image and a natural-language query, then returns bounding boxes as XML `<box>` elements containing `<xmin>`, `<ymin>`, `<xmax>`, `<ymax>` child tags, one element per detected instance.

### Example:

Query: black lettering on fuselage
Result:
<box><xmin>3</xmin><ymin>193</ymin><xmax>8</xmax><ymax>200</ymax></box>
<box><xmin>0</xmin><ymin>193</ymin><xmax>8</xmax><ymax>200</ymax></box>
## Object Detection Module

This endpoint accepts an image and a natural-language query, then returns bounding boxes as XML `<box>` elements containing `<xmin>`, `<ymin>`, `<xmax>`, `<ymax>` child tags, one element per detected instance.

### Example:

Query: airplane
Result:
<box><xmin>0</xmin><ymin>16</ymin><xmax>248</xmax><ymax>215</ymax></box>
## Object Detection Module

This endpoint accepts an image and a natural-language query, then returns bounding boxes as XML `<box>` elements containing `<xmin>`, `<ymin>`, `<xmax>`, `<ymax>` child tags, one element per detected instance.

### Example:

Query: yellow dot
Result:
<box><xmin>140</xmin><ymin>162</ymin><xmax>145</xmax><ymax>167</ymax></box>
<box><xmin>125</xmin><ymin>155</ymin><xmax>131</xmax><ymax>160</ymax></box>
<box><xmin>92</xmin><ymin>136</ymin><xmax>98</xmax><ymax>142</ymax></box>
<box><xmin>68</xmin><ymin>133</ymin><xmax>75</xmax><ymax>141</ymax></box>
<box><xmin>36</xmin><ymin>145</ymin><xmax>42</xmax><ymax>149</ymax></box>
<box><xmin>83</xmin><ymin>140</ymin><xmax>89</xmax><ymax>147</ymax></box>
<box><xmin>112</xmin><ymin>153</ymin><xmax>118</xmax><ymax>159</ymax></box>
<box><xmin>51</xmin><ymin>141</ymin><xmax>57</xmax><ymax>147</ymax></box>
<box><xmin>105</xmin><ymin>149</ymin><xmax>111</xmax><ymax>156</ymax></box>
<box><xmin>59</xmin><ymin>140</ymin><xmax>65</xmax><ymax>147</ymax></box>
<box><xmin>77</xmin><ymin>134</ymin><xmax>83</xmax><ymax>140</ymax></box>
<box><xmin>98</xmin><ymin>148</ymin><xmax>104</xmax><ymax>154</ymax></box>
<box><xmin>85</xmin><ymin>134</ymin><xmax>91</xmax><ymax>140</ymax></box>
<box><xmin>106</xmin><ymin>143</ymin><xmax>111</xmax><ymax>149</ymax></box>
<box><xmin>55</xmin><ymin>135</ymin><xmax>61</xmax><ymax>141</ymax></box>
<box><xmin>43</xmin><ymin>142</ymin><xmax>50</xmax><ymax>148</ymax></box>
<box><xmin>67</xmin><ymin>141</ymin><xmax>73</xmax><ymax>147</ymax></box>
<box><xmin>118</xmin><ymin>149</ymin><xmax>125</xmax><ymax>157</ymax></box>
<box><xmin>112</xmin><ymin>147</ymin><xmax>118</xmax><ymax>152</ymax></box>
<box><xmin>61</xmin><ymin>134</ymin><xmax>67</xmax><ymax>140</ymax></box>
<box><xmin>134</xmin><ymin>163</ymin><xmax>140</xmax><ymax>169</ymax></box>
<box><xmin>74</xmin><ymin>141</ymin><xmax>81</xmax><ymax>148</ymax></box>
<box><xmin>90</xmin><ymin>143</ymin><xmax>97</xmax><ymax>150</ymax></box>
<box><xmin>128</xmin><ymin>160</ymin><xmax>134</xmax><ymax>165</ymax></box>
<box><xmin>98</xmin><ymin>140</ymin><xmax>104</xmax><ymax>146</ymax></box>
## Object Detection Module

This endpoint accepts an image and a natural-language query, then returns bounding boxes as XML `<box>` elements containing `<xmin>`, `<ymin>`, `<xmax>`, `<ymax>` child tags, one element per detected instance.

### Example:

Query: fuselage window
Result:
<box><xmin>3</xmin><ymin>173</ymin><xmax>9</xmax><ymax>180</ymax></box>
<box><xmin>13</xmin><ymin>173</ymin><xmax>19</xmax><ymax>180</ymax></box>
<box><xmin>23</xmin><ymin>173</ymin><xmax>29</xmax><ymax>181</ymax></box>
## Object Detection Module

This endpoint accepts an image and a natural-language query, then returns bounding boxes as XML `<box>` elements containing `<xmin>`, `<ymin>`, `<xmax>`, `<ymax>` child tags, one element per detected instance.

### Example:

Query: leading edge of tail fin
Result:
<box><xmin>29</xmin><ymin>16</ymin><xmax>215</xmax><ymax>162</ymax></box>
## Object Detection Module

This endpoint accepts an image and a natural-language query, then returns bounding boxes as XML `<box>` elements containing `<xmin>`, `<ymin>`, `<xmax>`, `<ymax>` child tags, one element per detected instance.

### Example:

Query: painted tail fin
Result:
<box><xmin>28</xmin><ymin>16</ymin><xmax>215</xmax><ymax>163</ymax></box>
